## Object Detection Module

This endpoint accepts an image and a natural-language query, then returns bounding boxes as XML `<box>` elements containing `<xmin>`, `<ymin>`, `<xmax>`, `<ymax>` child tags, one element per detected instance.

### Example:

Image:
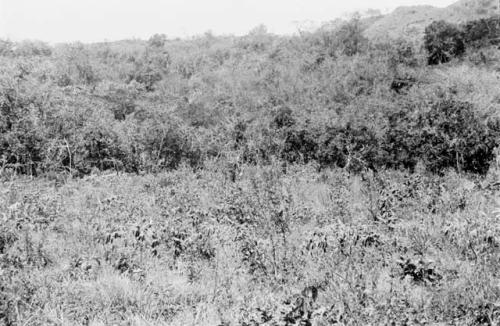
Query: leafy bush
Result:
<box><xmin>94</xmin><ymin>81</ymin><xmax>143</xmax><ymax>120</ymax></box>
<box><xmin>462</xmin><ymin>17</ymin><xmax>500</xmax><ymax>48</ymax></box>
<box><xmin>334</xmin><ymin>17</ymin><xmax>368</xmax><ymax>57</ymax></box>
<box><xmin>271</xmin><ymin>106</ymin><xmax>296</xmax><ymax>130</ymax></box>
<box><xmin>382</xmin><ymin>106</ymin><xmax>420</xmax><ymax>171</ymax></box>
<box><xmin>136</xmin><ymin>113</ymin><xmax>195</xmax><ymax>171</ymax></box>
<box><xmin>383</xmin><ymin>38</ymin><xmax>421</xmax><ymax>68</ymax></box>
<box><xmin>384</xmin><ymin>100</ymin><xmax>499</xmax><ymax>174</ymax></box>
<box><xmin>127</xmin><ymin>49</ymin><xmax>170</xmax><ymax>91</ymax></box>
<box><xmin>317</xmin><ymin>124</ymin><xmax>379</xmax><ymax>172</ymax></box>
<box><xmin>0</xmin><ymin>65</ymin><xmax>49</xmax><ymax>175</ymax></box>
<box><xmin>147</xmin><ymin>33</ymin><xmax>167</xmax><ymax>48</ymax></box>
<box><xmin>73</xmin><ymin>125</ymin><xmax>126</xmax><ymax>174</ymax></box>
<box><xmin>54</xmin><ymin>44</ymin><xmax>101</xmax><ymax>86</ymax></box>
<box><xmin>424</xmin><ymin>21</ymin><xmax>465</xmax><ymax>65</ymax></box>
<box><xmin>281</xmin><ymin>128</ymin><xmax>319</xmax><ymax>164</ymax></box>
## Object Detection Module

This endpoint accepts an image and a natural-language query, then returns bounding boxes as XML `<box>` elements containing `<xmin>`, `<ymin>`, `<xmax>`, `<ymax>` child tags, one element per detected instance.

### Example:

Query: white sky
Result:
<box><xmin>0</xmin><ymin>0</ymin><xmax>457</xmax><ymax>43</ymax></box>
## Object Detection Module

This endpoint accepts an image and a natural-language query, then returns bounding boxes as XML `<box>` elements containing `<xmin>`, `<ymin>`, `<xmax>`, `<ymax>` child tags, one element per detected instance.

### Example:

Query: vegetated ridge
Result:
<box><xmin>364</xmin><ymin>0</ymin><xmax>499</xmax><ymax>41</ymax></box>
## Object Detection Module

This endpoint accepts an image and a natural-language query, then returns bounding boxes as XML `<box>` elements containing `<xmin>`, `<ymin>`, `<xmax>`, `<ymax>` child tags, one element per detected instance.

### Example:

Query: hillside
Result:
<box><xmin>364</xmin><ymin>0</ymin><xmax>498</xmax><ymax>41</ymax></box>
<box><xmin>1</xmin><ymin>4</ymin><xmax>500</xmax><ymax>324</ymax></box>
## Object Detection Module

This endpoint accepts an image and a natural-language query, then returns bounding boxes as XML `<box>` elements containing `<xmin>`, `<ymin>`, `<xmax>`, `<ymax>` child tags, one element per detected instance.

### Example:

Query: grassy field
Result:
<box><xmin>1</xmin><ymin>160</ymin><xmax>499</xmax><ymax>325</ymax></box>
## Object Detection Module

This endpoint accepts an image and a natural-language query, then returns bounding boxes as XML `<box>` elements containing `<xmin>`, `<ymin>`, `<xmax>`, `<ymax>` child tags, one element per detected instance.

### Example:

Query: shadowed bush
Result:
<box><xmin>462</xmin><ymin>16</ymin><xmax>500</xmax><ymax>48</ymax></box>
<box><xmin>384</xmin><ymin>99</ymin><xmax>500</xmax><ymax>174</ymax></box>
<box><xmin>424</xmin><ymin>21</ymin><xmax>465</xmax><ymax>65</ymax></box>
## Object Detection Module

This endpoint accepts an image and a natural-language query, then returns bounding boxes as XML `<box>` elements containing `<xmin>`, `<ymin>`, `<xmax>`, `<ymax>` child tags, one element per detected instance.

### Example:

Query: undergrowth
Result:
<box><xmin>1</xmin><ymin>161</ymin><xmax>499</xmax><ymax>325</ymax></box>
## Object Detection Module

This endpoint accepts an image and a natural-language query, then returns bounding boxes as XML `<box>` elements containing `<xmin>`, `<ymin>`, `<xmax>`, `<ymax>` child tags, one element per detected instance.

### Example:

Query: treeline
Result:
<box><xmin>258</xmin><ymin>100</ymin><xmax>499</xmax><ymax>174</ymax></box>
<box><xmin>0</xmin><ymin>17</ymin><xmax>499</xmax><ymax>177</ymax></box>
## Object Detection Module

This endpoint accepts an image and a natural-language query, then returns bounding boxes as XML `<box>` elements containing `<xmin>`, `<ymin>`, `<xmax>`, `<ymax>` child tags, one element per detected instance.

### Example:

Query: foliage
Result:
<box><xmin>1</xmin><ymin>14</ymin><xmax>500</xmax><ymax>324</ymax></box>
<box><xmin>127</xmin><ymin>45</ymin><xmax>171</xmax><ymax>91</ymax></box>
<box><xmin>424</xmin><ymin>20</ymin><xmax>466</xmax><ymax>65</ymax></box>
<box><xmin>281</xmin><ymin>127</ymin><xmax>319</xmax><ymax>164</ymax></box>
<box><xmin>384</xmin><ymin>99</ymin><xmax>500</xmax><ymax>174</ymax></box>
<box><xmin>318</xmin><ymin>123</ymin><xmax>379</xmax><ymax>172</ymax></box>
<box><xmin>462</xmin><ymin>16</ymin><xmax>500</xmax><ymax>47</ymax></box>
<box><xmin>334</xmin><ymin>16</ymin><xmax>369</xmax><ymax>56</ymax></box>
<box><xmin>1</xmin><ymin>164</ymin><xmax>500</xmax><ymax>324</ymax></box>
<box><xmin>0</xmin><ymin>14</ymin><xmax>499</xmax><ymax>177</ymax></box>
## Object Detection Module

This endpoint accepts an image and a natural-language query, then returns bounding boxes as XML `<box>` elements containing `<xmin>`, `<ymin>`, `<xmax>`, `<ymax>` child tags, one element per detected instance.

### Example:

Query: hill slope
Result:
<box><xmin>364</xmin><ymin>0</ymin><xmax>498</xmax><ymax>41</ymax></box>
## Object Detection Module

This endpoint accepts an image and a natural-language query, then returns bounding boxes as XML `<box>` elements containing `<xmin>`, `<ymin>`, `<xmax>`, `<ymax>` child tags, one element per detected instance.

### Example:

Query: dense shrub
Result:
<box><xmin>271</xmin><ymin>106</ymin><xmax>296</xmax><ymax>130</ymax></box>
<box><xmin>0</xmin><ymin>17</ymin><xmax>499</xmax><ymax>177</ymax></box>
<box><xmin>424</xmin><ymin>21</ymin><xmax>465</xmax><ymax>65</ymax></box>
<box><xmin>334</xmin><ymin>17</ymin><xmax>368</xmax><ymax>57</ymax></box>
<box><xmin>127</xmin><ymin>50</ymin><xmax>170</xmax><ymax>91</ymax></box>
<box><xmin>94</xmin><ymin>81</ymin><xmax>143</xmax><ymax>120</ymax></box>
<box><xmin>267</xmin><ymin>107</ymin><xmax>318</xmax><ymax>164</ymax></box>
<box><xmin>386</xmin><ymin>39</ymin><xmax>420</xmax><ymax>67</ymax></box>
<box><xmin>317</xmin><ymin>124</ymin><xmax>379</xmax><ymax>172</ymax></box>
<box><xmin>0</xmin><ymin>119</ymin><xmax>46</xmax><ymax>175</ymax></box>
<box><xmin>281</xmin><ymin>128</ymin><xmax>319</xmax><ymax>164</ymax></box>
<box><xmin>147</xmin><ymin>33</ymin><xmax>168</xmax><ymax>48</ymax></box>
<box><xmin>140</xmin><ymin>120</ymin><xmax>189</xmax><ymax>170</ymax></box>
<box><xmin>74</xmin><ymin>126</ymin><xmax>126</xmax><ymax>174</ymax></box>
<box><xmin>54</xmin><ymin>44</ymin><xmax>101</xmax><ymax>86</ymax></box>
<box><xmin>462</xmin><ymin>17</ymin><xmax>500</xmax><ymax>47</ymax></box>
<box><xmin>382</xmin><ymin>106</ymin><xmax>420</xmax><ymax>171</ymax></box>
<box><xmin>384</xmin><ymin>100</ymin><xmax>499</xmax><ymax>174</ymax></box>
<box><xmin>0</xmin><ymin>66</ymin><xmax>49</xmax><ymax>175</ymax></box>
